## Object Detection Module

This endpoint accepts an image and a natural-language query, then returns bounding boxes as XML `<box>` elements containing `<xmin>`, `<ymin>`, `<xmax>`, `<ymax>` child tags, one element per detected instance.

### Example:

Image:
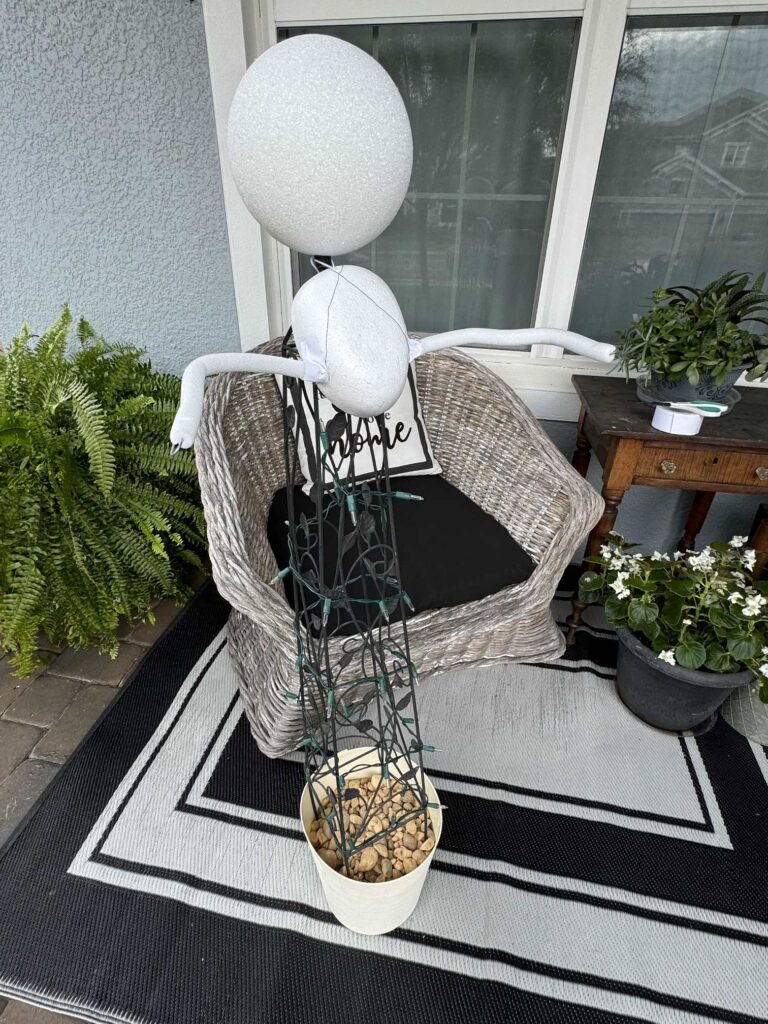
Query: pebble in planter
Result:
<box><xmin>307</xmin><ymin>774</ymin><xmax>437</xmax><ymax>881</ymax></box>
<box><xmin>578</xmin><ymin>535</ymin><xmax>765</xmax><ymax>733</ymax></box>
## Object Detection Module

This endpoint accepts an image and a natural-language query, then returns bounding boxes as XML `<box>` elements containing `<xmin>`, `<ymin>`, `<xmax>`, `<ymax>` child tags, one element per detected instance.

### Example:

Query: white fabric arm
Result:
<box><xmin>170</xmin><ymin>352</ymin><xmax>317</xmax><ymax>450</ymax></box>
<box><xmin>413</xmin><ymin>328</ymin><xmax>616</xmax><ymax>364</ymax></box>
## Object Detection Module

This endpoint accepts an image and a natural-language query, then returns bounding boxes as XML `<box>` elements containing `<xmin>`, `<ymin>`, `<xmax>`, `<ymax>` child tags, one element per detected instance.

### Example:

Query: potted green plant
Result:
<box><xmin>0</xmin><ymin>307</ymin><xmax>207</xmax><ymax>675</ymax></box>
<box><xmin>578</xmin><ymin>534</ymin><xmax>765</xmax><ymax>732</ymax></box>
<box><xmin>616</xmin><ymin>271</ymin><xmax>768</xmax><ymax>410</ymax></box>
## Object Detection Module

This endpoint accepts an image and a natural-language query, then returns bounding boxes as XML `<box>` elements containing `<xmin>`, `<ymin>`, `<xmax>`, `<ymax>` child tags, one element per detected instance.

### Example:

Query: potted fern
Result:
<box><xmin>578</xmin><ymin>535</ymin><xmax>761</xmax><ymax>733</ymax></box>
<box><xmin>0</xmin><ymin>307</ymin><xmax>206</xmax><ymax>675</ymax></box>
<box><xmin>616</xmin><ymin>270</ymin><xmax>768</xmax><ymax>410</ymax></box>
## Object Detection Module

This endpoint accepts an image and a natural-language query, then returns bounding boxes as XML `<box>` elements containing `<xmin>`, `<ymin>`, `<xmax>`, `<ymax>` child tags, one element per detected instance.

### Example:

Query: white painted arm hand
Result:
<box><xmin>411</xmin><ymin>328</ymin><xmax>616</xmax><ymax>363</ymax></box>
<box><xmin>170</xmin><ymin>352</ymin><xmax>327</xmax><ymax>449</ymax></box>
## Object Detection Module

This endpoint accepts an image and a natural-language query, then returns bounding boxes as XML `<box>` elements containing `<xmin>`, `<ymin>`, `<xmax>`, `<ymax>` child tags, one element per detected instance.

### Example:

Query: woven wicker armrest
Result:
<box><xmin>414</xmin><ymin>348</ymin><xmax>603</xmax><ymax>588</ymax></box>
<box><xmin>195</xmin><ymin>367</ymin><xmax>296</xmax><ymax>649</ymax></box>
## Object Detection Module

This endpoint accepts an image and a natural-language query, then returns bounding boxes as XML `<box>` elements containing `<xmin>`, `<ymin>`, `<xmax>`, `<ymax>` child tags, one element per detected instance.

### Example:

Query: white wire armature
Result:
<box><xmin>170</xmin><ymin>267</ymin><xmax>615</xmax><ymax>450</ymax></box>
<box><xmin>169</xmin><ymin>351</ymin><xmax>327</xmax><ymax>451</ymax></box>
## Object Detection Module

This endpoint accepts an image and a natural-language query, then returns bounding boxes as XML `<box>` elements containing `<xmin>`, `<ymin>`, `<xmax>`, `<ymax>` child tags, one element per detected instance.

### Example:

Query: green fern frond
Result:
<box><xmin>112</xmin><ymin>395</ymin><xmax>156</xmax><ymax>420</ymax></box>
<box><xmin>2</xmin><ymin>552</ymin><xmax>46</xmax><ymax>640</ymax></box>
<box><xmin>117</xmin><ymin>443</ymin><xmax>198</xmax><ymax>479</ymax></box>
<box><xmin>77</xmin><ymin>316</ymin><xmax>95</xmax><ymax>346</ymax></box>
<box><xmin>64</xmin><ymin>378</ymin><xmax>115</xmax><ymax>496</ymax></box>
<box><xmin>0</xmin><ymin>307</ymin><xmax>207</xmax><ymax>675</ymax></box>
<box><xmin>34</xmin><ymin>305</ymin><xmax>72</xmax><ymax>365</ymax></box>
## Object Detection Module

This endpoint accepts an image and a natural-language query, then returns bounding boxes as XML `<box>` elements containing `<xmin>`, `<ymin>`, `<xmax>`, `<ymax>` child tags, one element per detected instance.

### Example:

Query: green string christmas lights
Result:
<box><xmin>279</xmin><ymin>331</ymin><xmax>434</xmax><ymax>872</ymax></box>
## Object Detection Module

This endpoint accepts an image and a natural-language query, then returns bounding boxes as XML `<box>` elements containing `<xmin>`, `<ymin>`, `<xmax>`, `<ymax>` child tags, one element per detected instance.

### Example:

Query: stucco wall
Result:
<box><xmin>0</xmin><ymin>0</ymin><xmax>239</xmax><ymax>374</ymax></box>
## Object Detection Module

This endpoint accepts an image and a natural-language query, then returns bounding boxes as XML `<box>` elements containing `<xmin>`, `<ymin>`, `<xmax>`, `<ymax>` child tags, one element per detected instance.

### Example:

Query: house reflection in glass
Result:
<box><xmin>571</xmin><ymin>14</ymin><xmax>768</xmax><ymax>341</ymax></box>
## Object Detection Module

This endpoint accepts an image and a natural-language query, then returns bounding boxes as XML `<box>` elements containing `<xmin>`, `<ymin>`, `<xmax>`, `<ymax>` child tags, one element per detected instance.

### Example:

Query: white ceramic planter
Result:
<box><xmin>299</xmin><ymin>745</ymin><xmax>442</xmax><ymax>934</ymax></box>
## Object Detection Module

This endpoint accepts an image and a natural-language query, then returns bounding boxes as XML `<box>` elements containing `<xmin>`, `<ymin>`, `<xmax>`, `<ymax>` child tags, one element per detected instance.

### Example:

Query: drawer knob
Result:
<box><xmin>660</xmin><ymin>460</ymin><xmax>677</xmax><ymax>474</ymax></box>
<box><xmin>756</xmin><ymin>467</ymin><xmax>768</xmax><ymax>481</ymax></box>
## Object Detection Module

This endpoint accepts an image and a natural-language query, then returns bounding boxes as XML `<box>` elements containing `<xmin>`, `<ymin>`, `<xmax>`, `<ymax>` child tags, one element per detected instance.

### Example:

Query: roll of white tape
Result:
<box><xmin>651</xmin><ymin>404</ymin><xmax>703</xmax><ymax>436</ymax></box>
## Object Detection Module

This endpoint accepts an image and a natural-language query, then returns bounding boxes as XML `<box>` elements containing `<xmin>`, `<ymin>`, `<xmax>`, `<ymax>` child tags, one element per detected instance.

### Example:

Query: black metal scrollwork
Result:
<box><xmin>279</xmin><ymin>331</ymin><xmax>432</xmax><ymax>871</ymax></box>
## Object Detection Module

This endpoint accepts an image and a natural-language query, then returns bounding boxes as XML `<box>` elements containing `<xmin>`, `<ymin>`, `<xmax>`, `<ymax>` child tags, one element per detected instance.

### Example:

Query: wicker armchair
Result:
<box><xmin>195</xmin><ymin>338</ymin><xmax>603</xmax><ymax>757</ymax></box>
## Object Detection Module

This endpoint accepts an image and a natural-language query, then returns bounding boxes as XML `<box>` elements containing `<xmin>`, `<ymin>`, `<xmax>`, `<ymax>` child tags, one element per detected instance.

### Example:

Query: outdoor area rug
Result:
<box><xmin>0</xmin><ymin>581</ymin><xmax>765</xmax><ymax>1024</ymax></box>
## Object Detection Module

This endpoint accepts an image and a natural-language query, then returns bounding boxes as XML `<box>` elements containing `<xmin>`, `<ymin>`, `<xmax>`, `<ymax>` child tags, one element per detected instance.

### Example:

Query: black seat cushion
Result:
<box><xmin>267</xmin><ymin>475</ymin><xmax>535</xmax><ymax>635</ymax></box>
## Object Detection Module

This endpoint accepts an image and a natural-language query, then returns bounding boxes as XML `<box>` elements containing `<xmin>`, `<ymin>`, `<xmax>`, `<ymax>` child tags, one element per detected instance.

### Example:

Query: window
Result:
<box><xmin>570</xmin><ymin>14</ymin><xmax>768</xmax><ymax>343</ymax></box>
<box><xmin>721</xmin><ymin>141</ymin><xmax>750</xmax><ymax>168</ymax></box>
<box><xmin>281</xmin><ymin>19</ymin><xmax>579</xmax><ymax>332</ymax></box>
<box><xmin>210</xmin><ymin>1</ymin><xmax>768</xmax><ymax>413</ymax></box>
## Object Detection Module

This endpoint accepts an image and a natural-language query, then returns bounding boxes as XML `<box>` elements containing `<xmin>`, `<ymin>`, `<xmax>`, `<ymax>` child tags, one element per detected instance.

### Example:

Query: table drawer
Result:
<box><xmin>634</xmin><ymin>447</ymin><xmax>768</xmax><ymax>486</ymax></box>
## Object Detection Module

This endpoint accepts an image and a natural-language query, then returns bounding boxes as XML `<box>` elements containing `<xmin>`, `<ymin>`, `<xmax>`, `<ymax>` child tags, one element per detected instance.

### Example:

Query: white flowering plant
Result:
<box><xmin>578</xmin><ymin>534</ymin><xmax>768</xmax><ymax>699</ymax></box>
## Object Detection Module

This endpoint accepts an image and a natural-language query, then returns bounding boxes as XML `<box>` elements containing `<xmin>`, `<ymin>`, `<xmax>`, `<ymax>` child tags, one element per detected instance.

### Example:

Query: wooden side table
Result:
<box><xmin>566</xmin><ymin>375</ymin><xmax>768</xmax><ymax>643</ymax></box>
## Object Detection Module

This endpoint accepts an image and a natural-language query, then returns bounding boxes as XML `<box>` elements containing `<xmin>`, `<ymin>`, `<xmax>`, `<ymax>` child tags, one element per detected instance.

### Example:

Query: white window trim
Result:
<box><xmin>273</xmin><ymin>1</ymin><xmax>583</xmax><ymax>24</ymax></box>
<box><xmin>272</xmin><ymin>0</ymin><xmax>768</xmax><ymax>21</ymax></box>
<box><xmin>534</xmin><ymin>0</ymin><xmax>628</xmax><ymax>330</ymax></box>
<box><xmin>203</xmin><ymin>0</ymin><xmax>768</xmax><ymax>421</ymax></box>
<box><xmin>201</xmin><ymin>0</ymin><xmax>270</xmax><ymax>348</ymax></box>
<box><xmin>721</xmin><ymin>141</ymin><xmax>751</xmax><ymax>168</ymax></box>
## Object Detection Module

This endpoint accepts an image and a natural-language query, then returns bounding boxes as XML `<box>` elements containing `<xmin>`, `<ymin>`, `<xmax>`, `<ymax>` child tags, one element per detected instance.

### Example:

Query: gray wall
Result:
<box><xmin>1</xmin><ymin>0</ymin><xmax>239</xmax><ymax>374</ymax></box>
<box><xmin>541</xmin><ymin>421</ymin><xmax>765</xmax><ymax>556</ymax></box>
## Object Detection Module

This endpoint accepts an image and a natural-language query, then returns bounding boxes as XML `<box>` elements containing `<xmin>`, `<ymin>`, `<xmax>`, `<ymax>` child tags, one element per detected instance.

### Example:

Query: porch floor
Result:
<box><xmin>0</xmin><ymin>597</ymin><xmax>191</xmax><ymax>1024</ymax></box>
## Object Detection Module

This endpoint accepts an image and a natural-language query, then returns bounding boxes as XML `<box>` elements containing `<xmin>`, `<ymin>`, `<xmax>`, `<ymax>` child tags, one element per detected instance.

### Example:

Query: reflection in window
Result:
<box><xmin>721</xmin><ymin>141</ymin><xmax>750</xmax><ymax>168</ymax></box>
<box><xmin>571</xmin><ymin>15</ymin><xmax>768</xmax><ymax>342</ymax></box>
<box><xmin>282</xmin><ymin>20</ymin><xmax>578</xmax><ymax>331</ymax></box>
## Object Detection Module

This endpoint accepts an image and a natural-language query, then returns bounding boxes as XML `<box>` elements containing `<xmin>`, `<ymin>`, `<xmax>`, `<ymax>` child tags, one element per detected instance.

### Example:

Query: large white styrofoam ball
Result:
<box><xmin>226</xmin><ymin>35</ymin><xmax>413</xmax><ymax>256</ymax></box>
<box><xmin>292</xmin><ymin>266</ymin><xmax>410</xmax><ymax>418</ymax></box>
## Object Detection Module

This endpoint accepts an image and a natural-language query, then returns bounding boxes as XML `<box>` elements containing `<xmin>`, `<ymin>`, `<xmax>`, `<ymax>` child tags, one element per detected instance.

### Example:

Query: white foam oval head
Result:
<box><xmin>227</xmin><ymin>35</ymin><xmax>413</xmax><ymax>256</ymax></box>
<box><xmin>292</xmin><ymin>267</ymin><xmax>410</xmax><ymax>418</ymax></box>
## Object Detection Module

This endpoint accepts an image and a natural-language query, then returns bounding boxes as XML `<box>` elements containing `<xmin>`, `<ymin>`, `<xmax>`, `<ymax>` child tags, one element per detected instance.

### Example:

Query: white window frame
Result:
<box><xmin>202</xmin><ymin>0</ymin><xmax>768</xmax><ymax>421</ymax></box>
<box><xmin>721</xmin><ymin>141</ymin><xmax>751</xmax><ymax>168</ymax></box>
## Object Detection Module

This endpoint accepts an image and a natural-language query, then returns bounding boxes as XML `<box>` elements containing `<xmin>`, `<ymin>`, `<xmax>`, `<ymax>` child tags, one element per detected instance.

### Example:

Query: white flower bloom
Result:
<box><xmin>759</xmin><ymin>663</ymin><xmax>768</xmax><ymax>677</ymax></box>
<box><xmin>609</xmin><ymin>571</ymin><xmax>630</xmax><ymax>600</ymax></box>
<box><xmin>762</xmin><ymin>646</ymin><xmax>768</xmax><ymax>656</ymax></box>
<box><xmin>658</xmin><ymin>650</ymin><xmax>676</xmax><ymax>666</ymax></box>
<box><xmin>730</xmin><ymin>536</ymin><xmax>748</xmax><ymax>549</ymax></box>
<box><xmin>728</xmin><ymin>592</ymin><xmax>743</xmax><ymax>605</ymax></box>
<box><xmin>600</xmin><ymin>544</ymin><xmax>612</xmax><ymax>558</ymax></box>
<box><xmin>688</xmin><ymin>548</ymin><xmax>715</xmax><ymax>571</ymax></box>
<box><xmin>682</xmin><ymin>618</ymin><xmax>692</xmax><ymax>626</ymax></box>
<box><xmin>652</xmin><ymin>550</ymin><xmax>671</xmax><ymax>562</ymax></box>
<box><xmin>673</xmin><ymin>551</ymin><xmax>684</xmax><ymax>561</ymax></box>
<box><xmin>743</xmin><ymin>549</ymin><xmax>757</xmax><ymax>572</ymax></box>
<box><xmin>742</xmin><ymin>593</ymin><xmax>766</xmax><ymax>617</ymax></box>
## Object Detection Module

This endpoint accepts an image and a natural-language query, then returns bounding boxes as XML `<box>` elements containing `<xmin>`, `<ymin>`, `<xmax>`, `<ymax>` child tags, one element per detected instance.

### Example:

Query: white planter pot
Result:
<box><xmin>299</xmin><ymin>745</ymin><xmax>443</xmax><ymax>934</ymax></box>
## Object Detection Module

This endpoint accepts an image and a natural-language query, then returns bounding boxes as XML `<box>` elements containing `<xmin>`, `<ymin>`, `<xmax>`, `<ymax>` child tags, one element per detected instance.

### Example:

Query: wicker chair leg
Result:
<box><xmin>227</xmin><ymin>608</ymin><xmax>303</xmax><ymax>758</ymax></box>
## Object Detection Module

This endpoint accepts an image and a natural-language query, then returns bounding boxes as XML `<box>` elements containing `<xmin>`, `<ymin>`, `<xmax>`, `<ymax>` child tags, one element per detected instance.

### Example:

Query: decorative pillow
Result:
<box><xmin>276</xmin><ymin>367</ymin><xmax>442</xmax><ymax>494</ymax></box>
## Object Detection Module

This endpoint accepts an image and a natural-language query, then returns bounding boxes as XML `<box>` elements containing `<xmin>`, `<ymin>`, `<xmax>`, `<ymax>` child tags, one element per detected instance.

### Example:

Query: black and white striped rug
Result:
<box><xmin>0</xmin><ymin>582</ymin><xmax>766</xmax><ymax>1024</ymax></box>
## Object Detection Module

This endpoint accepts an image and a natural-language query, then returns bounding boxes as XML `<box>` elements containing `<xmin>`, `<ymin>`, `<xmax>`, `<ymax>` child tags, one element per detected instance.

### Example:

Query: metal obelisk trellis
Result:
<box><xmin>278</xmin><ymin>330</ymin><xmax>433</xmax><ymax>872</ymax></box>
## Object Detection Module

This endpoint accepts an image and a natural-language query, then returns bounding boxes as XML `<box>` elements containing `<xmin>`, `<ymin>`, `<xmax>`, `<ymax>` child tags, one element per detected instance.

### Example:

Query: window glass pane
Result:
<box><xmin>571</xmin><ymin>15</ymin><xmax>768</xmax><ymax>342</ymax></box>
<box><xmin>282</xmin><ymin>19</ymin><xmax>578</xmax><ymax>331</ymax></box>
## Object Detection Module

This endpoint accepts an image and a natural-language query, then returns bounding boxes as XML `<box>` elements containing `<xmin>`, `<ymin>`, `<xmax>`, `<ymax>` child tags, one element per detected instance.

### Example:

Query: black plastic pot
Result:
<box><xmin>636</xmin><ymin>364</ymin><xmax>749</xmax><ymax>409</ymax></box>
<box><xmin>615</xmin><ymin>628</ymin><xmax>751</xmax><ymax>734</ymax></box>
